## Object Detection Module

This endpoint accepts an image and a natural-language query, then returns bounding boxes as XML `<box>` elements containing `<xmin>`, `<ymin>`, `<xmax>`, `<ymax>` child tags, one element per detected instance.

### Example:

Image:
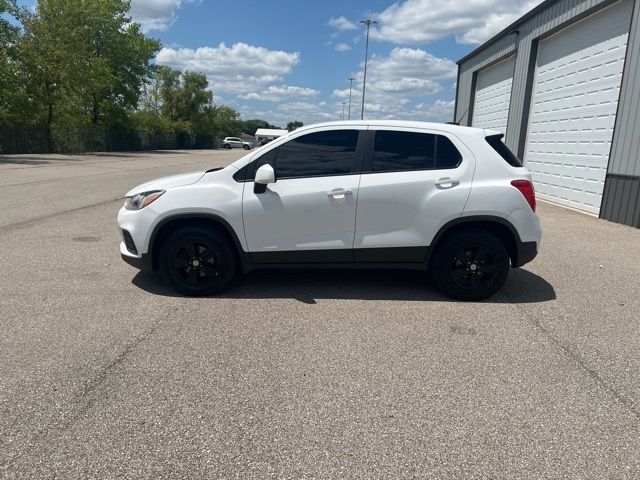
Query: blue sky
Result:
<box><xmin>16</xmin><ymin>0</ymin><xmax>542</xmax><ymax>127</ymax></box>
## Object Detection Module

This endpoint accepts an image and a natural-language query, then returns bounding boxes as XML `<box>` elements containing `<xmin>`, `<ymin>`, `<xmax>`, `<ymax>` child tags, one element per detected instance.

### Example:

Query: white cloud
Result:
<box><xmin>328</xmin><ymin>16</ymin><xmax>358</xmax><ymax>31</ymax></box>
<box><xmin>333</xmin><ymin>47</ymin><xmax>455</xmax><ymax>100</ymax></box>
<box><xmin>156</xmin><ymin>43</ymin><xmax>300</xmax><ymax>95</ymax></box>
<box><xmin>130</xmin><ymin>0</ymin><xmax>195</xmax><ymax>33</ymax></box>
<box><xmin>238</xmin><ymin>85</ymin><xmax>319</xmax><ymax>102</ymax></box>
<box><xmin>277</xmin><ymin>102</ymin><xmax>323</xmax><ymax>113</ymax></box>
<box><xmin>369</xmin><ymin>47</ymin><xmax>456</xmax><ymax>82</ymax></box>
<box><xmin>371</xmin><ymin>0</ymin><xmax>543</xmax><ymax>45</ymax></box>
<box><xmin>334</xmin><ymin>43</ymin><xmax>352</xmax><ymax>52</ymax></box>
<box><xmin>374</xmin><ymin>78</ymin><xmax>440</xmax><ymax>95</ymax></box>
<box><xmin>331</xmin><ymin>47</ymin><xmax>456</xmax><ymax>122</ymax></box>
<box><xmin>364</xmin><ymin>99</ymin><xmax>455</xmax><ymax>122</ymax></box>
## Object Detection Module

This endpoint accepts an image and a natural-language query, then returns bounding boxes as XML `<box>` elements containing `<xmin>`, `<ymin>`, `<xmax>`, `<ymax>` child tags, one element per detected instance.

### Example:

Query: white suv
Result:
<box><xmin>222</xmin><ymin>137</ymin><xmax>253</xmax><ymax>150</ymax></box>
<box><xmin>118</xmin><ymin>121</ymin><xmax>541</xmax><ymax>300</ymax></box>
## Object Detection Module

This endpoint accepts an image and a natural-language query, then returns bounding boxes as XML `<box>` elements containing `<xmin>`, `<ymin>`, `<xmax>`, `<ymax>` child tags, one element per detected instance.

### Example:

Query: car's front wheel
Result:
<box><xmin>243</xmin><ymin>144</ymin><xmax>250</xmax><ymax>150</ymax></box>
<box><xmin>431</xmin><ymin>229</ymin><xmax>510</xmax><ymax>301</ymax></box>
<box><xmin>159</xmin><ymin>228</ymin><xmax>236</xmax><ymax>296</ymax></box>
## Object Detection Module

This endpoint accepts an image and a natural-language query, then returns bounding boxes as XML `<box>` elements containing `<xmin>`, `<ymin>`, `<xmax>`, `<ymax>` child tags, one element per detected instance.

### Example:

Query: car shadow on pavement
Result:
<box><xmin>132</xmin><ymin>267</ymin><xmax>555</xmax><ymax>304</ymax></box>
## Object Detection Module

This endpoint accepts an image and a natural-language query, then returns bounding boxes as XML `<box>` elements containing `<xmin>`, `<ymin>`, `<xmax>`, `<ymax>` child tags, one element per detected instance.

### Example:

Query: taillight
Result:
<box><xmin>511</xmin><ymin>179</ymin><xmax>536</xmax><ymax>212</ymax></box>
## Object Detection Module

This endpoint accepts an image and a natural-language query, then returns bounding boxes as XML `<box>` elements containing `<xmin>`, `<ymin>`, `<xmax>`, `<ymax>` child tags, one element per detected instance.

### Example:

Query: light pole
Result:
<box><xmin>359</xmin><ymin>19</ymin><xmax>377</xmax><ymax>120</ymax></box>
<box><xmin>346</xmin><ymin>76</ymin><xmax>355</xmax><ymax>120</ymax></box>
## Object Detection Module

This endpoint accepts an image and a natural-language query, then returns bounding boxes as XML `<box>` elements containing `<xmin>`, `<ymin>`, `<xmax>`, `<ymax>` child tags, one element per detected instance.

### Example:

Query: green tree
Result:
<box><xmin>0</xmin><ymin>0</ymin><xmax>28</xmax><ymax>125</ymax></box>
<box><xmin>203</xmin><ymin>105</ymin><xmax>243</xmax><ymax>138</ymax></box>
<box><xmin>241</xmin><ymin>119</ymin><xmax>280</xmax><ymax>135</ymax></box>
<box><xmin>137</xmin><ymin>66</ymin><xmax>243</xmax><ymax>141</ymax></box>
<box><xmin>158</xmin><ymin>69</ymin><xmax>212</xmax><ymax>122</ymax></box>
<box><xmin>287</xmin><ymin>121</ymin><xmax>303</xmax><ymax>132</ymax></box>
<box><xmin>73</xmin><ymin>0</ymin><xmax>160</xmax><ymax>126</ymax></box>
<box><xmin>16</xmin><ymin>0</ymin><xmax>159</xmax><ymax>150</ymax></box>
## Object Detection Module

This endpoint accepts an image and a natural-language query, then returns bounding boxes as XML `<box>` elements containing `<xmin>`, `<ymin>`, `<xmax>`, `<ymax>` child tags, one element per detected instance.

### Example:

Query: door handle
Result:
<box><xmin>434</xmin><ymin>177</ymin><xmax>460</xmax><ymax>189</ymax></box>
<box><xmin>327</xmin><ymin>188</ymin><xmax>352</xmax><ymax>197</ymax></box>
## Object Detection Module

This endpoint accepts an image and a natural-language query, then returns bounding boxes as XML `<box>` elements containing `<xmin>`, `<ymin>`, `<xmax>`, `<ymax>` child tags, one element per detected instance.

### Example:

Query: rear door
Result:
<box><xmin>353</xmin><ymin>127</ymin><xmax>474</xmax><ymax>262</ymax></box>
<box><xmin>242</xmin><ymin>127</ymin><xmax>365</xmax><ymax>263</ymax></box>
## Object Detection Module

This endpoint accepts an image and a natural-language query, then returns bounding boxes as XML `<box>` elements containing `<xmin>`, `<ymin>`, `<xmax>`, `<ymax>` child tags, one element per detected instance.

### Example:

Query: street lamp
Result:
<box><xmin>359</xmin><ymin>19</ymin><xmax>378</xmax><ymax>120</ymax></box>
<box><xmin>346</xmin><ymin>76</ymin><xmax>355</xmax><ymax>120</ymax></box>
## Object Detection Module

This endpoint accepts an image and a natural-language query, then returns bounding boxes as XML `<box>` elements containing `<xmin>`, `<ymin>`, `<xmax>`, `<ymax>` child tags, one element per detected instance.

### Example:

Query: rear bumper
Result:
<box><xmin>514</xmin><ymin>240</ymin><xmax>538</xmax><ymax>267</ymax></box>
<box><xmin>506</xmin><ymin>207</ymin><xmax>541</xmax><ymax>267</ymax></box>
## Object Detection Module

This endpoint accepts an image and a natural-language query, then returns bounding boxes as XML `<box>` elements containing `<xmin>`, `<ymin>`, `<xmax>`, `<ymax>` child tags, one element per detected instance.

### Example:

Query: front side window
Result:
<box><xmin>275</xmin><ymin>130</ymin><xmax>359</xmax><ymax>179</ymax></box>
<box><xmin>372</xmin><ymin>130</ymin><xmax>462</xmax><ymax>172</ymax></box>
<box><xmin>233</xmin><ymin>147</ymin><xmax>277</xmax><ymax>182</ymax></box>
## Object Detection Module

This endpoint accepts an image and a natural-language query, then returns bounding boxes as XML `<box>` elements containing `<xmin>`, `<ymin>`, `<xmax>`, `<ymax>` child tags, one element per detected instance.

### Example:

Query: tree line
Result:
<box><xmin>0</xmin><ymin>0</ymin><xmax>301</xmax><ymax>154</ymax></box>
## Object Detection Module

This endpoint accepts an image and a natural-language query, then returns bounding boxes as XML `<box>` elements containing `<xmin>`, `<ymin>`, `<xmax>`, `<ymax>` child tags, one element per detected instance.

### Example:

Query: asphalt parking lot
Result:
<box><xmin>1</xmin><ymin>149</ymin><xmax>640</xmax><ymax>478</ymax></box>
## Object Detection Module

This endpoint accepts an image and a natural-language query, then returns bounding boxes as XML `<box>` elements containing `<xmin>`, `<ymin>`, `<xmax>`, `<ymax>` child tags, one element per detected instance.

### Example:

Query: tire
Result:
<box><xmin>431</xmin><ymin>229</ymin><xmax>510</xmax><ymax>301</ymax></box>
<box><xmin>224</xmin><ymin>144</ymin><xmax>231</xmax><ymax>149</ymax></box>
<box><xmin>243</xmin><ymin>145</ymin><xmax>250</xmax><ymax>150</ymax></box>
<box><xmin>159</xmin><ymin>227</ymin><xmax>236</xmax><ymax>296</ymax></box>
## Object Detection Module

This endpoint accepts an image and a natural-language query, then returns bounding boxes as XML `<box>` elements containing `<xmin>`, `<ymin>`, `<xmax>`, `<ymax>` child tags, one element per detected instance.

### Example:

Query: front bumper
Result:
<box><xmin>120</xmin><ymin>241</ymin><xmax>153</xmax><ymax>272</ymax></box>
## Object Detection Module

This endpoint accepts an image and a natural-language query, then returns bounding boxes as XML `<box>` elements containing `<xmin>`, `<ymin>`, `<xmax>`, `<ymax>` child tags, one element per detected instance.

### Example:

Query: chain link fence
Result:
<box><xmin>0</xmin><ymin>125</ymin><xmax>223</xmax><ymax>154</ymax></box>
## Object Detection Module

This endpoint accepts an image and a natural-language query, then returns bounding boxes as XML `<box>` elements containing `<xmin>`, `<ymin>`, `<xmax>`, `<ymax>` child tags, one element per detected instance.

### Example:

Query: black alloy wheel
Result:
<box><xmin>159</xmin><ymin>228</ymin><xmax>236</xmax><ymax>296</ymax></box>
<box><xmin>170</xmin><ymin>241</ymin><xmax>219</xmax><ymax>287</ymax></box>
<box><xmin>432</xmin><ymin>230</ymin><xmax>510</xmax><ymax>300</ymax></box>
<box><xmin>449</xmin><ymin>245</ymin><xmax>498</xmax><ymax>290</ymax></box>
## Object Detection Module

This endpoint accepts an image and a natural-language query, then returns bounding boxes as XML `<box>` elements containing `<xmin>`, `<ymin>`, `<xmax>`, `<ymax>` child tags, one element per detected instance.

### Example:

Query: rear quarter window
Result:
<box><xmin>485</xmin><ymin>134</ymin><xmax>522</xmax><ymax>167</ymax></box>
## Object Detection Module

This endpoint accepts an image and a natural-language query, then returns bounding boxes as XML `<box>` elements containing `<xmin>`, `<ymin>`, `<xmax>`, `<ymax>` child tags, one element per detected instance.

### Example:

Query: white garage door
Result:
<box><xmin>524</xmin><ymin>0</ymin><xmax>632</xmax><ymax>214</ymax></box>
<box><xmin>472</xmin><ymin>56</ymin><xmax>515</xmax><ymax>134</ymax></box>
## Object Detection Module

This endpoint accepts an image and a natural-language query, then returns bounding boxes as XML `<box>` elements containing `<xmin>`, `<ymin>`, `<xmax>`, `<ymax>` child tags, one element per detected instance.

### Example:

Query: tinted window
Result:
<box><xmin>372</xmin><ymin>131</ymin><xmax>461</xmax><ymax>172</ymax></box>
<box><xmin>486</xmin><ymin>134</ymin><xmax>522</xmax><ymax>167</ymax></box>
<box><xmin>233</xmin><ymin>148</ymin><xmax>277</xmax><ymax>182</ymax></box>
<box><xmin>275</xmin><ymin>130</ymin><xmax>358</xmax><ymax>179</ymax></box>
<box><xmin>435</xmin><ymin>136</ymin><xmax>462</xmax><ymax>168</ymax></box>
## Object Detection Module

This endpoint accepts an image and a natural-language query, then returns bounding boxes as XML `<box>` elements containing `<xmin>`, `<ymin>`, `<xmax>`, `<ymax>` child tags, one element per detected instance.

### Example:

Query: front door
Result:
<box><xmin>242</xmin><ymin>128</ymin><xmax>364</xmax><ymax>263</ymax></box>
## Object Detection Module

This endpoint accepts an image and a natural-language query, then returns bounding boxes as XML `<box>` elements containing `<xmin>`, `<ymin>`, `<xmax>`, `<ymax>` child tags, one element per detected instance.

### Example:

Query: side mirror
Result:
<box><xmin>254</xmin><ymin>164</ymin><xmax>275</xmax><ymax>194</ymax></box>
<box><xmin>254</xmin><ymin>164</ymin><xmax>275</xmax><ymax>185</ymax></box>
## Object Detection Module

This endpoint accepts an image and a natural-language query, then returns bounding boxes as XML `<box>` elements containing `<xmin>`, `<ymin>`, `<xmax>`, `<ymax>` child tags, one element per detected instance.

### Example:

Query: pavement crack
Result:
<box><xmin>79</xmin><ymin>314</ymin><xmax>166</xmax><ymax>401</ymax></box>
<box><xmin>517</xmin><ymin>305</ymin><xmax>640</xmax><ymax>422</ymax></box>
<box><xmin>0</xmin><ymin>198</ymin><xmax>122</xmax><ymax>234</ymax></box>
<box><xmin>0</xmin><ymin>307</ymin><xmax>177</xmax><ymax>472</ymax></box>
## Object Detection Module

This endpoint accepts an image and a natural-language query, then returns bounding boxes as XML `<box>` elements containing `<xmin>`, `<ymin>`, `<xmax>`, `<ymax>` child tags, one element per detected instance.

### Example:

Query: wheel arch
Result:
<box><xmin>427</xmin><ymin>215</ymin><xmax>522</xmax><ymax>268</ymax></box>
<box><xmin>148</xmin><ymin>214</ymin><xmax>250</xmax><ymax>273</ymax></box>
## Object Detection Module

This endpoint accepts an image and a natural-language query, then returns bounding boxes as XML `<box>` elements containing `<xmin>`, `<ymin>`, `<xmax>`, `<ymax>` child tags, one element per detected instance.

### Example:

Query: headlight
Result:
<box><xmin>124</xmin><ymin>190</ymin><xmax>165</xmax><ymax>210</ymax></box>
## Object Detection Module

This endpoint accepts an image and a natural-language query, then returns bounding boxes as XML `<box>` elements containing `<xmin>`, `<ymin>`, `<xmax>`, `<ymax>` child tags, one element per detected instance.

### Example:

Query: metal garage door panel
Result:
<box><xmin>472</xmin><ymin>56</ymin><xmax>515</xmax><ymax>134</ymax></box>
<box><xmin>524</xmin><ymin>0</ymin><xmax>632</xmax><ymax>214</ymax></box>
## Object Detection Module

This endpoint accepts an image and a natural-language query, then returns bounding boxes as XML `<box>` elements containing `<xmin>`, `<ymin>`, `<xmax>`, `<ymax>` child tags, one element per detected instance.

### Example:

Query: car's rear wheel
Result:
<box><xmin>224</xmin><ymin>144</ymin><xmax>231</xmax><ymax>149</ymax></box>
<box><xmin>159</xmin><ymin>228</ymin><xmax>236</xmax><ymax>296</ymax></box>
<box><xmin>431</xmin><ymin>230</ymin><xmax>510</xmax><ymax>301</ymax></box>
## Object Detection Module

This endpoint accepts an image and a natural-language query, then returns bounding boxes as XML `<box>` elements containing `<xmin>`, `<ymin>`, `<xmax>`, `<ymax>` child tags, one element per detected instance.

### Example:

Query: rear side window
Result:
<box><xmin>372</xmin><ymin>130</ymin><xmax>462</xmax><ymax>172</ymax></box>
<box><xmin>275</xmin><ymin>130</ymin><xmax>358</xmax><ymax>179</ymax></box>
<box><xmin>486</xmin><ymin>134</ymin><xmax>522</xmax><ymax>167</ymax></box>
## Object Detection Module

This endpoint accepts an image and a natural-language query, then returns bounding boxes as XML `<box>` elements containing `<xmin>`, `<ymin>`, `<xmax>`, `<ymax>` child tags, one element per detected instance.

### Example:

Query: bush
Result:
<box><xmin>0</xmin><ymin>124</ymin><xmax>222</xmax><ymax>154</ymax></box>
